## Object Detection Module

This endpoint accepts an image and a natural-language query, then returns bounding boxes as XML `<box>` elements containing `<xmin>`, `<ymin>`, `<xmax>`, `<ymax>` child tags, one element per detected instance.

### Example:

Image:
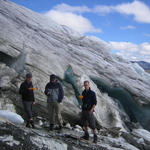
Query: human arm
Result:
<box><xmin>19</xmin><ymin>83</ymin><xmax>28</xmax><ymax>95</ymax></box>
<box><xmin>88</xmin><ymin>104</ymin><xmax>96</xmax><ymax>114</ymax></box>
<box><xmin>58</xmin><ymin>83</ymin><xmax>64</xmax><ymax>103</ymax></box>
<box><xmin>30</xmin><ymin>82</ymin><xmax>35</xmax><ymax>102</ymax></box>
<box><xmin>44</xmin><ymin>83</ymin><xmax>50</xmax><ymax>96</ymax></box>
<box><xmin>88</xmin><ymin>92</ymin><xmax>97</xmax><ymax>114</ymax></box>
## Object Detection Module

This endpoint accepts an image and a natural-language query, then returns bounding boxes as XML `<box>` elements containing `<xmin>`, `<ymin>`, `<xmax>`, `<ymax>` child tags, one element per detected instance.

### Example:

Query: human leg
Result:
<box><xmin>47</xmin><ymin>102</ymin><xmax>55</xmax><ymax>130</ymax></box>
<box><xmin>23</xmin><ymin>101</ymin><xmax>33</xmax><ymax>128</ymax></box>
<box><xmin>81</xmin><ymin>111</ymin><xmax>89</xmax><ymax>140</ymax></box>
<box><xmin>55</xmin><ymin>102</ymin><xmax>63</xmax><ymax>128</ymax></box>
<box><xmin>88</xmin><ymin>112</ymin><xmax>97</xmax><ymax>143</ymax></box>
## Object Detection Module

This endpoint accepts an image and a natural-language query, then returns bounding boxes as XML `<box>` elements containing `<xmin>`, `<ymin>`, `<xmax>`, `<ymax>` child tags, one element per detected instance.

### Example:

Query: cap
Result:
<box><xmin>50</xmin><ymin>74</ymin><xmax>56</xmax><ymax>81</ymax></box>
<box><xmin>26</xmin><ymin>73</ymin><xmax>32</xmax><ymax>78</ymax></box>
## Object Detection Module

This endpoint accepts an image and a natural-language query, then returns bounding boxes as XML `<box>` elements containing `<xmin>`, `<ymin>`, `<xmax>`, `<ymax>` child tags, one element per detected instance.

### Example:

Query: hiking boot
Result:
<box><xmin>93</xmin><ymin>134</ymin><xmax>97</xmax><ymax>143</ymax></box>
<box><xmin>30</xmin><ymin>120</ymin><xmax>35</xmax><ymax>129</ymax></box>
<box><xmin>26</xmin><ymin>121</ymin><xmax>31</xmax><ymax>128</ymax></box>
<box><xmin>81</xmin><ymin>131</ymin><xmax>89</xmax><ymax>140</ymax></box>
<box><xmin>49</xmin><ymin>124</ymin><xmax>54</xmax><ymax>131</ymax></box>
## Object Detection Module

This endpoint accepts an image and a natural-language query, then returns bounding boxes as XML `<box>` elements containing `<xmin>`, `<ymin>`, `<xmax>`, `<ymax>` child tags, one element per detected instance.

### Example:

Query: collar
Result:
<box><xmin>50</xmin><ymin>80</ymin><xmax>57</xmax><ymax>85</ymax></box>
<box><xmin>25</xmin><ymin>80</ymin><xmax>31</xmax><ymax>85</ymax></box>
<box><xmin>85</xmin><ymin>87</ymin><xmax>91</xmax><ymax>92</ymax></box>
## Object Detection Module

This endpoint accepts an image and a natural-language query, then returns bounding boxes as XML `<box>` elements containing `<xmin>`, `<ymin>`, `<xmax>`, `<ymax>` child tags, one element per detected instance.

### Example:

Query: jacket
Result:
<box><xmin>19</xmin><ymin>80</ymin><xmax>35</xmax><ymax>102</ymax></box>
<box><xmin>44</xmin><ymin>81</ymin><xmax>64</xmax><ymax>103</ymax></box>
<box><xmin>82</xmin><ymin>88</ymin><xmax>97</xmax><ymax>111</ymax></box>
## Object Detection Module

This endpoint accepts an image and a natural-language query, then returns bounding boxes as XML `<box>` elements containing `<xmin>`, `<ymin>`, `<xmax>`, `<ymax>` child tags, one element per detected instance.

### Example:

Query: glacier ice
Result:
<box><xmin>0</xmin><ymin>110</ymin><xmax>24</xmax><ymax>124</ymax></box>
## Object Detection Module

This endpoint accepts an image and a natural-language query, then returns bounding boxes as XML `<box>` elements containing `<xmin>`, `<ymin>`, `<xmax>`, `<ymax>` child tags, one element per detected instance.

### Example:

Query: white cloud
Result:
<box><xmin>44</xmin><ymin>1</ymin><xmax>150</xmax><ymax>34</ymax></box>
<box><xmin>130</xmin><ymin>56</ymin><xmax>138</xmax><ymax>61</ymax></box>
<box><xmin>109</xmin><ymin>41</ymin><xmax>139</xmax><ymax>52</ymax></box>
<box><xmin>109</xmin><ymin>41</ymin><xmax>150</xmax><ymax>62</ymax></box>
<box><xmin>53</xmin><ymin>3</ymin><xmax>91</xmax><ymax>13</ymax></box>
<box><xmin>94</xmin><ymin>5</ymin><xmax>113</xmax><ymax>15</ymax></box>
<box><xmin>120</xmin><ymin>25</ymin><xmax>136</xmax><ymax>30</ymax></box>
<box><xmin>45</xmin><ymin>10</ymin><xmax>102</xmax><ymax>34</ymax></box>
<box><xmin>94</xmin><ymin>1</ymin><xmax>150</xmax><ymax>24</ymax></box>
<box><xmin>44</xmin><ymin>4</ymin><xmax>102</xmax><ymax>34</ymax></box>
<box><xmin>140</xmin><ymin>42</ymin><xmax>150</xmax><ymax>55</ymax></box>
<box><xmin>115</xmin><ymin>1</ymin><xmax>150</xmax><ymax>23</ymax></box>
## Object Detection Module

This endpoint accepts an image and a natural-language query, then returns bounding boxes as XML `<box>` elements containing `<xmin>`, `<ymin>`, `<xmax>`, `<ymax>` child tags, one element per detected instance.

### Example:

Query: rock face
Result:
<box><xmin>0</xmin><ymin>0</ymin><xmax>150</xmax><ymax>133</ymax></box>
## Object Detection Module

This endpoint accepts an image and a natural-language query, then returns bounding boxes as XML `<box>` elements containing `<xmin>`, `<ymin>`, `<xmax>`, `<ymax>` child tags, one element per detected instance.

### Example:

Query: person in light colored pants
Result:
<box><xmin>47</xmin><ymin>101</ymin><xmax>63</xmax><ymax>127</ymax></box>
<box><xmin>45</xmin><ymin>74</ymin><xmax>64</xmax><ymax>131</ymax></box>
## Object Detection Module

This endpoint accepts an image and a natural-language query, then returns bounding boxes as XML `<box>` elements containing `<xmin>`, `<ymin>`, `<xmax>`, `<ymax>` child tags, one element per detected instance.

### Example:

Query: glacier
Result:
<box><xmin>0</xmin><ymin>0</ymin><xmax>150</xmax><ymax>132</ymax></box>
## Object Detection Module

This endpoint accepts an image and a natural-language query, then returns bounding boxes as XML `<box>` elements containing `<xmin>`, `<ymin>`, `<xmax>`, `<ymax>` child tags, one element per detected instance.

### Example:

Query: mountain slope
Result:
<box><xmin>131</xmin><ymin>61</ymin><xmax>150</xmax><ymax>72</ymax></box>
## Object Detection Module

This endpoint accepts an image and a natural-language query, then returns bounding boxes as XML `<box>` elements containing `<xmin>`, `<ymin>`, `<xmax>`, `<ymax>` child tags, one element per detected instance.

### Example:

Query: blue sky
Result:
<box><xmin>10</xmin><ymin>0</ymin><xmax>150</xmax><ymax>62</ymax></box>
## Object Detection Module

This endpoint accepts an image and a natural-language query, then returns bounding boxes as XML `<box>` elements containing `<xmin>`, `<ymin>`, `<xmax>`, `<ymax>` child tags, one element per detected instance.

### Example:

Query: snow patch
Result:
<box><xmin>0</xmin><ymin>110</ymin><xmax>24</xmax><ymax>124</ymax></box>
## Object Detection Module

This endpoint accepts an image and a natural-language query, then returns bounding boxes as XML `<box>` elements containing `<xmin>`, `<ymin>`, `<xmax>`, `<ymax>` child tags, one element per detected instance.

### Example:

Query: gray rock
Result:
<box><xmin>0</xmin><ymin>120</ymin><xmax>150</xmax><ymax>150</ymax></box>
<box><xmin>121</xmin><ymin>131</ymin><xmax>145</xmax><ymax>150</ymax></box>
<box><xmin>65</xmin><ymin>123</ymin><xmax>72</xmax><ymax>130</ymax></box>
<box><xmin>0</xmin><ymin>122</ymin><xmax>68</xmax><ymax>150</ymax></box>
<box><xmin>0</xmin><ymin>63</ymin><xmax>17</xmax><ymax>89</ymax></box>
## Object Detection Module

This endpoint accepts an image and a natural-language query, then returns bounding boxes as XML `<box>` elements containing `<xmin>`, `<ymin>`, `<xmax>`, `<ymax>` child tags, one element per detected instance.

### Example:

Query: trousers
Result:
<box><xmin>81</xmin><ymin>110</ymin><xmax>96</xmax><ymax>129</ymax></box>
<box><xmin>23</xmin><ymin>101</ymin><xmax>33</xmax><ymax>121</ymax></box>
<box><xmin>47</xmin><ymin>102</ymin><xmax>63</xmax><ymax>126</ymax></box>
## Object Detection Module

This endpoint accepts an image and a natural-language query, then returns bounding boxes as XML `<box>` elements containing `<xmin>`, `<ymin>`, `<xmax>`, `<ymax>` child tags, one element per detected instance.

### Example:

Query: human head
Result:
<box><xmin>50</xmin><ymin>74</ymin><xmax>56</xmax><ymax>83</ymax></box>
<box><xmin>84</xmin><ymin>80</ymin><xmax>90</xmax><ymax>91</ymax></box>
<box><xmin>26</xmin><ymin>73</ymin><xmax>32</xmax><ymax>83</ymax></box>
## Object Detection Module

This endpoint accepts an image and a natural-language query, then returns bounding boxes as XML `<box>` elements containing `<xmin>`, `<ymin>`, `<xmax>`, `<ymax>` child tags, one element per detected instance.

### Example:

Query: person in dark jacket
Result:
<box><xmin>79</xmin><ymin>80</ymin><xmax>97</xmax><ymax>143</ymax></box>
<box><xmin>19</xmin><ymin>73</ymin><xmax>35</xmax><ymax>128</ymax></box>
<box><xmin>44</xmin><ymin>74</ymin><xmax>64</xmax><ymax>131</ymax></box>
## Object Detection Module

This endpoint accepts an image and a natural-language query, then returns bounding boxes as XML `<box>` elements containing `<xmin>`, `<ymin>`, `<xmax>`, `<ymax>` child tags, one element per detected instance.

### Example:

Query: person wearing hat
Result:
<box><xmin>19</xmin><ymin>73</ymin><xmax>35</xmax><ymax>128</ymax></box>
<box><xmin>44</xmin><ymin>74</ymin><xmax>64</xmax><ymax>131</ymax></box>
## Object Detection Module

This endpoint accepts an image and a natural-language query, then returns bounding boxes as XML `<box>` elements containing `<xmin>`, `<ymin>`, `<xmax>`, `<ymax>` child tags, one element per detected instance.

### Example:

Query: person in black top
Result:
<box><xmin>19</xmin><ymin>73</ymin><xmax>35</xmax><ymax>128</ymax></box>
<box><xmin>80</xmin><ymin>80</ymin><xmax>97</xmax><ymax>143</ymax></box>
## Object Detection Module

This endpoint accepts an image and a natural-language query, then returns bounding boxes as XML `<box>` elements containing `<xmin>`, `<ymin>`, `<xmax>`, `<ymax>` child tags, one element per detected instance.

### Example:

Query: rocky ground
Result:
<box><xmin>0</xmin><ymin>117</ymin><xmax>150</xmax><ymax>150</ymax></box>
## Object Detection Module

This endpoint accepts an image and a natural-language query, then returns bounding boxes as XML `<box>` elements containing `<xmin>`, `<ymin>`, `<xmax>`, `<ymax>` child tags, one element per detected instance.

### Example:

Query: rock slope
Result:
<box><xmin>0</xmin><ymin>121</ymin><xmax>150</xmax><ymax>150</ymax></box>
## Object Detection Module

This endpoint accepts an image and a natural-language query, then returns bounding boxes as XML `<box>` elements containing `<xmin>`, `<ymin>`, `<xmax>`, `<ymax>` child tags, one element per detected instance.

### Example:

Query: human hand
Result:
<box><xmin>47</xmin><ymin>92</ymin><xmax>50</xmax><ymax>95</ymax></box>
<box><xmin>78</xmin><ymin>95</ymin><xmax>83</xmax><ymax>100</ymax></box>
<box><xmin>32</xmin><ymin>102</ymin><xmax>35</xmax><ymax>105</ymax></box>
<box><xmin>28</xmin><ymin>87</ymin><xmax>33</xmax><ymax>90</ymax></box>
<box><xmin>32</xmin><ymin>88</ymin><xmax>36</xmax><ymax>91</ymax></box>
<box><xmin>88</xmin><ymin>109</ymin><xmax>93</xmax><ymax>115</ymax></box>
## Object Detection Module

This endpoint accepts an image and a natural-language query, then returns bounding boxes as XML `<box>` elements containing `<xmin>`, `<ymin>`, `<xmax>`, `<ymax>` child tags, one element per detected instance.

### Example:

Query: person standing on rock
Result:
<box><xmin>19</xmin><ymin>73</ymin><xmax>35</xmax><ymax>128</ymax></box>
<box><xmin>44</xmin><ymin>74</ymin><xmax>64</xmax><ymax>131</ymax></box>
<box><xmin>79</xmin><ymin>80</ymin><xmax>97</xmax><ymax>143</ymax></box>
